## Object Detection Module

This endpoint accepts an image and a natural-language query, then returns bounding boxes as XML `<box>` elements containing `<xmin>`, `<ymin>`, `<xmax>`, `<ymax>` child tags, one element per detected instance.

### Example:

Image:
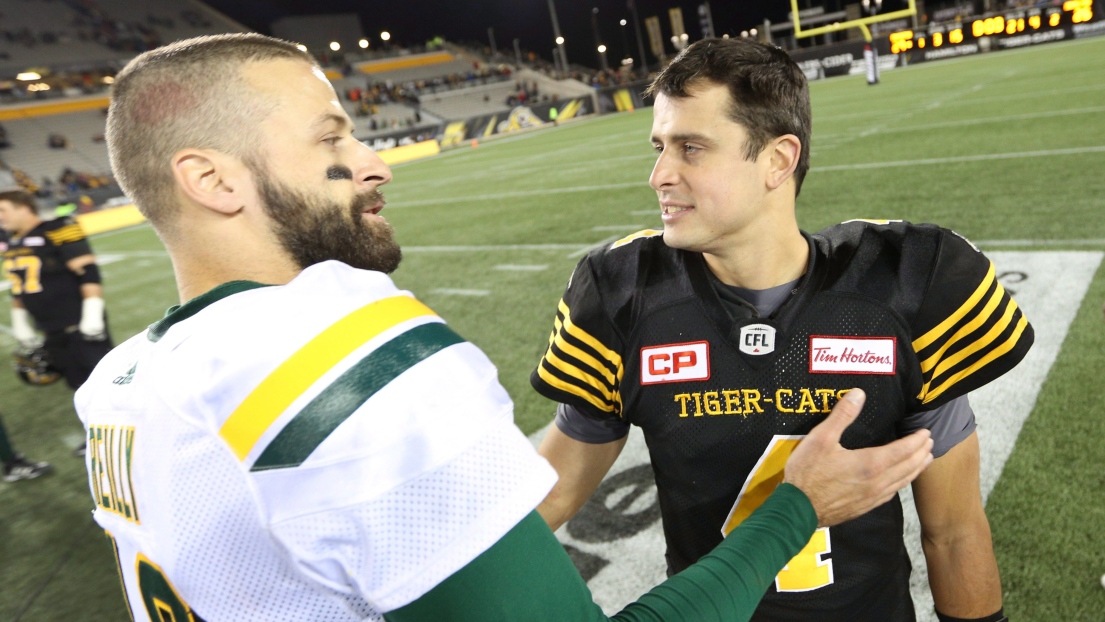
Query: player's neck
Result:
<box><xmin>702</xmin><ymin>225</ymin><xmax>808</xmax><ymax>290</ymax></box>
<box><xmin>166</xmin><ymin>231</ymin><xmax>301</xmax><ymax>304</ymax></box>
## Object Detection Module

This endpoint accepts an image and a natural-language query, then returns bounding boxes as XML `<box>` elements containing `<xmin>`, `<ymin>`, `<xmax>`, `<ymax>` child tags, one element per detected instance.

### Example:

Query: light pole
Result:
<box><xmin>619</xmin><ymin>19</ymin><xmax>631</xmax><ymax>64</ymax></box>
<box><xmin>627</xmin><ymin>0</ymin><xmax>649</xmax><ymax>73</ymax></box>
<box><xmin>591</xmin><ymin>7</ymin><xmax>603</xmax><ymax>70</ymax></box>
<box><xmin>547</xmin><ymin>0</ymin><xmax>568</xmax><ymax>70</ymax></box>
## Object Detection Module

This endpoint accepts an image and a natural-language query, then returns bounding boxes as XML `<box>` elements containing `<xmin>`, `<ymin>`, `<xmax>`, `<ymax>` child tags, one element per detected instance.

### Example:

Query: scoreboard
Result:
<box><xmin>888</xmin><ymin>0</ymin><xmax>1099</xmax><ymax>58</ymax></box>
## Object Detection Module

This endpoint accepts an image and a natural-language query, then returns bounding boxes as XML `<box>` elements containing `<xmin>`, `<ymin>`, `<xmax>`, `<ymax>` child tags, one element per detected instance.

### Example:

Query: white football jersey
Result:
<box><xmin>75</xmin><ymin>261</ymin><xmax>557</xmax><ymax>621</ymax></box>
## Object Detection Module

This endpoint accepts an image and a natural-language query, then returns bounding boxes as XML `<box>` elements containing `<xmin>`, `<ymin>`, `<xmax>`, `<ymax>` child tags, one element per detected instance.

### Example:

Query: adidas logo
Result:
<box><xmin>113</xmin><ymin>362</ymin><xmax>137</xmax><ymax>385</ymax></box>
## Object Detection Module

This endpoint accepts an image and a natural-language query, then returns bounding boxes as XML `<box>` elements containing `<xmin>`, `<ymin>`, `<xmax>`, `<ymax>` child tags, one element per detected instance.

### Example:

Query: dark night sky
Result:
<box><xmin>203</xmin><ymin>1</ymin><xmax>815</xmax><ymax>70</ymax></box>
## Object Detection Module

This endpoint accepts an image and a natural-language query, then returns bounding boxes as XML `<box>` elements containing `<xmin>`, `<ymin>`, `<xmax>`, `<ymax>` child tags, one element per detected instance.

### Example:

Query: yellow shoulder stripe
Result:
<box><xmin>913</xmin><ymin>262</ymin><xmax>995</xmax><ymax>352</ymax></box>
<box><xmin>611</xmin><ymin>229</ymin><xmax>663</xmax><ymax>249</ymax></box>
<box><xmin>219</xmin><ymin>295</ymin><xmax>437</xmax><ymax>460</ymax></box>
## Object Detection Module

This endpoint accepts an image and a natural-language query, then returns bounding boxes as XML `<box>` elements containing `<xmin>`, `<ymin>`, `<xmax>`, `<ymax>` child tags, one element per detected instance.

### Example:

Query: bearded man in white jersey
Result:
<box><xmin>77</xmin><ymin>33</ymin><xmax>934</xmax><ymax>621</ymax></box>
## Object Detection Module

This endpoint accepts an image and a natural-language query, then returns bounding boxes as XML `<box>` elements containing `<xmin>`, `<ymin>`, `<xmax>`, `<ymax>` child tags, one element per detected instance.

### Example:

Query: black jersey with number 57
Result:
<box><xmin>1</xmin><ymin>217</ymin><xmax>93</xmax><ymax>332</ymax></box>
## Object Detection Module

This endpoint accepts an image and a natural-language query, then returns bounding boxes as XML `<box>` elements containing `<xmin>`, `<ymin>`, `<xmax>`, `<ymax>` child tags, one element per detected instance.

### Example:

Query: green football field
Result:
<box><xmin>2</xmin><ymin>36</ymin><xmax>1104</xmax><ymax>620</ymax></box>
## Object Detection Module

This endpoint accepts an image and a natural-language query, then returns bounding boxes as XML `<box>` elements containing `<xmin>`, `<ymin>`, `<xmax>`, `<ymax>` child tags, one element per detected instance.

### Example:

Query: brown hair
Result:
<box><xmin>0</xmin><ymin>189</ymin><xmax>39</xmax><ymax>214</ymax></box>
<box><xmin>646</xmin><ymin>38</ymin><xmax>812</xmax><ymax>196</ymax></box>
<box><xmin>106</xmin><ymin>33</ymin><xmax>316</xmax><ymax>233</ymax></box>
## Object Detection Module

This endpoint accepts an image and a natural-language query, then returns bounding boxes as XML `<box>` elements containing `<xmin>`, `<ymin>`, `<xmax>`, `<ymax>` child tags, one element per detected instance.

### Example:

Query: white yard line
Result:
<box><xmin>429</xmin><ymin>288</ymin><xmax>490</xmax><ymax>296</ymax></box>
<box><xmin>812</xmin><ymin>145</ymin><xmax>1105</xmax><ymax>172</ymax></box>
<box><xmin>403</xmin><ymin>243</ymin><xmax>586</xmax><ymax>252</ymax></box>
<box><xmin>493</xmin><ymin>265</ymin><xmax>548</xmax><ymax>271</ymax></box>
<box><xmin>592</xmin><ymin>225</ymin><xmax>644</xmax><ymax>231</ymax></box>
<box><xmin>977</xmin><ymin>238</ymin><xmax>1105</xmax><ymax>247</ymax></box>
<box><xmin>567</xmin><ymin>235</ymin><xmax>620</xmax><ymax>259</ymax></box>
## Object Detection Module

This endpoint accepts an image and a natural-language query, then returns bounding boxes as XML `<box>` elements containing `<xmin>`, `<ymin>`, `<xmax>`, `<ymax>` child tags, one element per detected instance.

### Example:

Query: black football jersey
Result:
<box><xmin>531</xmin><ymin>221</ymin><xmax>1033</xmax><ymax>621</ymax></box>
<box><xmin>1</xmin><ymin>217</ymin><xmax>93</xmax><ymax>332</ymax></box>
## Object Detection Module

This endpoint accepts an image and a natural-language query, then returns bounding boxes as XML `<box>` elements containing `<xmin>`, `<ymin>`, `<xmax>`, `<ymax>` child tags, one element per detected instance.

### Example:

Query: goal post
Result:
<box><xmin>788</xmin><ymin>0</ymin><xmax>918</xmax><ymax>84</ymax></box>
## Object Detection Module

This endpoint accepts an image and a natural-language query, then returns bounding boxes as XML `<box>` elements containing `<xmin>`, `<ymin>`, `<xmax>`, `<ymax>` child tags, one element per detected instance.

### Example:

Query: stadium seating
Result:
<box><xmin>0</xmin><ymin>0</ymin><xmax>242</xmax><ymax>72</ymax></box>
<box><xmin>0</xmin><ymin>106</ymin><xmax>110</xmax><ymax>185</ymax></box>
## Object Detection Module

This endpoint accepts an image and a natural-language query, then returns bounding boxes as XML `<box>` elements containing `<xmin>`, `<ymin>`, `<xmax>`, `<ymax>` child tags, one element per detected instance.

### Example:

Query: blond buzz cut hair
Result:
<box><xmin>106</xmin><ymin>33</ymin><xmax>316</xmax><ymax>233</ymax></box>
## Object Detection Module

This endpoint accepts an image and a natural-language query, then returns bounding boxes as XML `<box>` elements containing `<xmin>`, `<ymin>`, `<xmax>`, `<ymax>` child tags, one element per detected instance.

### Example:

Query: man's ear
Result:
<box><xmin>171</xmin><ymin>149</ymin><xmax>250</xmax><ymax>216</ymax></box>
<box><xmin>765</xmin><ymin>134</ymin><xmax>801</xmax><ymax>191</ymax></box>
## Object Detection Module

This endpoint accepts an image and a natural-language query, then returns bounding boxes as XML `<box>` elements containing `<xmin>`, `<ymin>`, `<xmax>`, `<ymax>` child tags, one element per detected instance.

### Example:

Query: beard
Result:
<box><xmin>255</xmin><ymin>173</ymin><xmax>402</xmax><ymax>274</ymax></box>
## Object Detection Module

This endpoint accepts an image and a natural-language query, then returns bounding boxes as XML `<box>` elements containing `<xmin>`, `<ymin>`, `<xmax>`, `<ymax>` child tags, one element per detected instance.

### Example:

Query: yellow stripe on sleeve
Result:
<box><xmin>557</xmin><ymin>300</ymin><xmax>623</xmax><ymax>370</ymax></box>
<box><xmin>537</xmin><ymin>362</ymin><xmax>619</xmax><ymax>413</ymax></box>
<box><xmin>552</xmin><ymin>327</ymin><xmax>618</xmax><ymax>387</ymax></box>
<box><xmin>922</xmin><ymin>315</ymin><xmax>1029</xmax><ymax>404</ymax></box>
<box><xmin>912</xmin><ymin>262</ymin><xmax>996</xmax><ymax>352</ymax></box>
<box><xmin>219</xmin><ymin>295</ymin><xmax>437</xmax><ymax>460</ymax></box>
<box><xmin>918</xmin><ymin>281</ymin><xmax>1007</xmax><ymax>374</ymax></box>
<box><xmin>917</xmin><ymin>297</ymin><xmax>1019</xmax><ymax>399</ymax></box>
<box><xmin>544</xmin><ymin>347</ymin><xmax>617</xmax><ymax>404</ymax></box>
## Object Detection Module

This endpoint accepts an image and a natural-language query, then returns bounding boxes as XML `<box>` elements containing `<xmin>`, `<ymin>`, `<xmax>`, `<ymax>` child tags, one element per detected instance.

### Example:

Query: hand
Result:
<box><xmin>783</xmin><ymin>388</ymin><xmax>934</xmax><ymax>527</ymax></box>
<box><xmin>79</xmin><ymin>297</ymin><xmax>107</xmax><ymax>341</ymax></box>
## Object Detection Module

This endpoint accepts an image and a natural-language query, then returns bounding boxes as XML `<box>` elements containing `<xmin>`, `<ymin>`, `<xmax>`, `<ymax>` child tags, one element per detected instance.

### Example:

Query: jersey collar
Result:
<box><xmin>147</xmin><ymin>280</ymin><xmax>272</xmax><ymax>342</ymax></box>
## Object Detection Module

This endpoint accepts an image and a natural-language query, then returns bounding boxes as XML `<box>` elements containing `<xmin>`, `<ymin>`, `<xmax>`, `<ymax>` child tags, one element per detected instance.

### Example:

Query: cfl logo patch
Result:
<box><xmin>640</xmin><ymin>341</ymin><xmax>710</xmax><ymax>385</ymax></box>
<box><xmin>739</xmin><ymin>324</ymin><xmax>777</xmax><ymax>356</ymax></box>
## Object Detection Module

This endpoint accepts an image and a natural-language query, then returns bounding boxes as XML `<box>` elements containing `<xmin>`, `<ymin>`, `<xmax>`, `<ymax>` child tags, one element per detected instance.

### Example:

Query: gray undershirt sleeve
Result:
<box><xmin>555</xmin><ymin>402</ymin><xmax>630</xmax><ymax>444</ymax></box>
<box><xmin>899</xmin><ymin>394</ymin><xmax>977</xmax><ymax>458</ymax></box>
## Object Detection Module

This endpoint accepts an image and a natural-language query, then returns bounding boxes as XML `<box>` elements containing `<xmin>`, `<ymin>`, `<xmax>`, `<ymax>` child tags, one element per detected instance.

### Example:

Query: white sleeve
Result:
<box><xmin>271</xmin><ymin>421</ymin><xmax>557</xmax><ymax>612</ymax></box>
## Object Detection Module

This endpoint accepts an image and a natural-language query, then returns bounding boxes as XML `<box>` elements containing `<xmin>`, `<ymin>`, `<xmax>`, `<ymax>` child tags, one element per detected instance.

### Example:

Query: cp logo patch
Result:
<box><xmin>640</xmin><ymin>341</ymin><xmax>710</xmax><ymax>385</ymax></box>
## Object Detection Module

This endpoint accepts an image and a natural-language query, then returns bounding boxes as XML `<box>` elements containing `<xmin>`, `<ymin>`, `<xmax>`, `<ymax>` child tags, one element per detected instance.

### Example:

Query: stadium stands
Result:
<box><xmin>0</xmin><ymin>103</ymin><xmax>111</xmax><ymax>185</ymax></box>
<box><xmin>0</xmin><ymin>0</ymin><xmax>242</xmax><ymax>73</ymax></box>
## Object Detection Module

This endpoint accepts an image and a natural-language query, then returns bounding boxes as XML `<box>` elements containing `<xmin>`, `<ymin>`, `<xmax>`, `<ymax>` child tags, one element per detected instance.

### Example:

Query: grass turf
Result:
<box><xmin>1</xmin><ymin>35</ymin><xmax>1104</xmax><ymax>620</ymax></box>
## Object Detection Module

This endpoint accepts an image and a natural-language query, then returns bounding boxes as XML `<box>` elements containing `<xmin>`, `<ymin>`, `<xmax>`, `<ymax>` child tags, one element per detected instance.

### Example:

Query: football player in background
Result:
<box><xmin>532</xmin><ymin>38</ymin><xmax>1029</xmax><ymax>622</ymax></box>
<box><xmin>0</xmin><ymin>189</ymin><xmax>112</xmax><ymax>457</ymax></box>
<box><xmin>78</xmin><ymin>33</ymin><xmax>934</xmax><ymax>621</ymax></box>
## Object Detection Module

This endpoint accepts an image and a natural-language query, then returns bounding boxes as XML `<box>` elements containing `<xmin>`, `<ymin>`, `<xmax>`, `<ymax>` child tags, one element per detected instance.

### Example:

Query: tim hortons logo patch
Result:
<box><xmin>640</xmin><ymin>341</ymin><xmax>710</xmax><ymax>385</ymax></box>
<box><xmin>738</xmin><ymin>324</ymin><xmax>776</xmax><ymax>356</ymax></box>
<box><xmin>809</xmin><ymin>336</ymin><xmax>896</xmax><ymax>375</ymax></box>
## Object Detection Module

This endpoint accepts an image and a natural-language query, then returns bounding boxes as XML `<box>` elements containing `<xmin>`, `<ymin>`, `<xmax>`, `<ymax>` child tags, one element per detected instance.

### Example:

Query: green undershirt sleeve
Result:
<box><xmin>385</xmin><ymin>483</ymin><xmax>817</xmax><ymax>622</ymax></box>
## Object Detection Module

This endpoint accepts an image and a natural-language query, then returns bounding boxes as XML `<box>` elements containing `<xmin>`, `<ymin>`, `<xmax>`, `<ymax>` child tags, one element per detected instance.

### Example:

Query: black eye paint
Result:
<box><xmin>326</xmin><ymin>165</ymin><xmax>353</xmax><ymax>181</ymax></box>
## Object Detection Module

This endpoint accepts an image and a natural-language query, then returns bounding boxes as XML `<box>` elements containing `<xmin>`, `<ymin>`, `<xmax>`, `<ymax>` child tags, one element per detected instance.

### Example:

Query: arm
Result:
<box><xmin>387</xmin><ymin>486</ymin><xmax>816</xmax><ymax>622</ymax></box>
<box><xmin>66</xmin><ymin>253</ymin><xmax>107</xmax><ymax>340</ymax></box>
<box><xmin>912</xmin><ymin>430</ymin><xmax>1003</xmax><ymax>618</ymax></box>
<box><xmin>387</xmin><ymin>388</ymin><xmax>934</xmax><ymax>622</ymax></box>
<box><xmin>536</xmin><ymin>424</ymin><xmax>627</xmax><ymax>531</ymax></box>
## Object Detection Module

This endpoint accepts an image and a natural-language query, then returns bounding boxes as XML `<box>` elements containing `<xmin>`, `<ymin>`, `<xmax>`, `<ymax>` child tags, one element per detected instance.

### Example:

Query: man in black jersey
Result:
<box><xmin>0</xmin><ymin>189</ymin><xmax>113</xmax><ymax>455</ymax></box>
<box><xmin>532</xmin><ymin>38</ymin><xmax>1028</xmax><ymax>622</ymax></box>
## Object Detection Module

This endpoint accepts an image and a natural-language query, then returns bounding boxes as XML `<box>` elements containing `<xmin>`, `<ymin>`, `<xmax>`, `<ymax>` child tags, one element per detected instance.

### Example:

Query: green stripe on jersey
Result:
<box><xmin>250</xmin><ymin>321</ymin><xmax>466</xmax><ymax>471</ymax></box>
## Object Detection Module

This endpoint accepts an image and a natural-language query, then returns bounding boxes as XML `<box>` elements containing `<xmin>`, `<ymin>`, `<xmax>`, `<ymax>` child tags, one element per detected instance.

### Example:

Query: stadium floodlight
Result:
<box><xmin>750</xmin><ymin>28</ymin><xmax>757</xmax><ymax>36</ymax></box>
<box><xmin>620</xmin><ymin>19</ymin><xmax>627</xmax><ymax>26</ymax></box>
<box><xmin>296</xmin><ymin>44</ymin><xmax>307</xmax><ymax>52</ymax></box>
<box><xmin>380</xmin><ymin>31</ymin><xmax>391</xmax><ymax>42</ymax></box>
<box><xmin>359</xmin><ymin>38</ymin><xmax>369</xmax><ymax>49</ymax></box>
<box><xmin>556</xmin><ymin>36</ymin><xmax>565</xmax><ymax>45</ymax></box>
<box><xmin>16</xmin><ymin>72</ymin><xmax>41</xmax><ymax>81</ymax></box>
<box><xmin>329</xmin><ymin>41</ymin><xmax>341</xmax><ymax>51</ymax></box>
<box><xmin>598</xmin><ymin>44</ymin><xmax>607</xmax><ymax>53</ymax></box>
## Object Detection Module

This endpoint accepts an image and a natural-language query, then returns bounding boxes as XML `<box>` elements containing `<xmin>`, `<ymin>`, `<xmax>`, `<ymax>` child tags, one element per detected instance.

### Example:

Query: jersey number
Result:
<box><xmin>107</xmin><ymin>533</ymin><xmax>199</xmax><ymax>621</ymax></box>
<box><xmin>2</xmin><ymin>255</ymin><xmax>43</xmax><ymax>295</ymax></box>
<box><xmin>720</xmin><ymin>435</ymin><xmax>834</xmax><ymax>592</ymax></box>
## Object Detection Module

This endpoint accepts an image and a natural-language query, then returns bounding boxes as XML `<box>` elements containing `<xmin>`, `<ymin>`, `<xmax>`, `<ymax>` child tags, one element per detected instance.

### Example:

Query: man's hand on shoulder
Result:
<box><xmin>784</xmin><ymin>388</ymin><xmax>934</xmax><ymax>527</ymax></box>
